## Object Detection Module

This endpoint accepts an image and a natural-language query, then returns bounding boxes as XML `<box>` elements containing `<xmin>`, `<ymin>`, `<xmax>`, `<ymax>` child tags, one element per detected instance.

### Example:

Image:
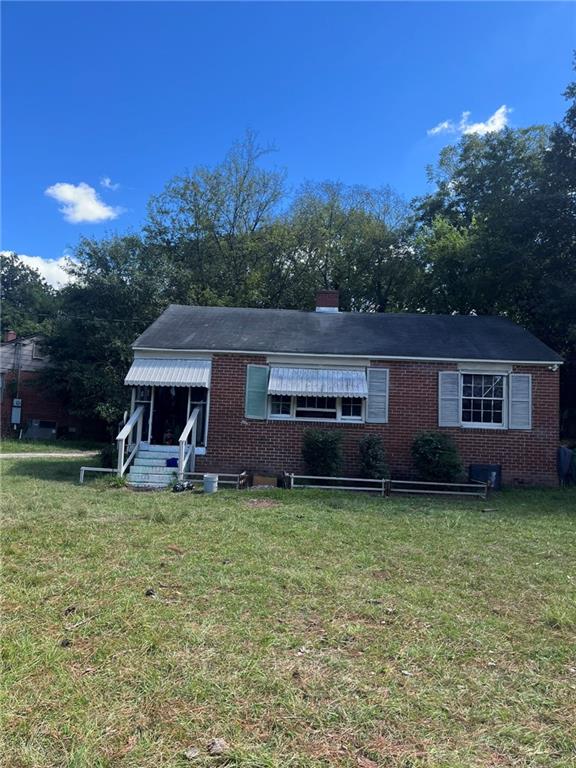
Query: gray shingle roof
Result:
<box><xmin>133</xmin><ymin>305</ymin><xmax>562</xmax><ymax>363</ymax></box>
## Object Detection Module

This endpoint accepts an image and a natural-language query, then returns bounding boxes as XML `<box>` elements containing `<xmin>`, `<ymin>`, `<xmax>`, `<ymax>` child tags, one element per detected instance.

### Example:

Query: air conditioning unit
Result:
<box><xmin>23</xmin><ymin>419</ymin><xmax>58</xmax><ymax>440</ymax></box>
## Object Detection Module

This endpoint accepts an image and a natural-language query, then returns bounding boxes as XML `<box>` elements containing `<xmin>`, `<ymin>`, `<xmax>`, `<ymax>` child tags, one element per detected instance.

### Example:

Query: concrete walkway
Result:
<box><xmin>0</xmin><ymin>451</ymin><xmax>100</xmax><ymax>459</ymax></box>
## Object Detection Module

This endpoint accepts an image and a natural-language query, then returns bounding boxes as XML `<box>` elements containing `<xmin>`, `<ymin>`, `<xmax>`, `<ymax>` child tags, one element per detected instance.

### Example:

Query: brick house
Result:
<box><xmin>119</xmin><ymin>291</ymin><xmax>562</xmax><ymax>487</ymax></box>
<box><xmin>0</xmin><ymin>331</ymin><xmax>79</xmax><ymax>439</ymax></box>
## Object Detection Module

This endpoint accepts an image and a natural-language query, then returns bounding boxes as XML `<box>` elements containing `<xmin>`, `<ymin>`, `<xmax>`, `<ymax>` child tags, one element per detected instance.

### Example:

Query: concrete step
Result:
<box><xmin>136</xmin><ymin>451</ymin><xmax>179</xmax><ymax>461</ymax></box>
<box><xmin>134</xmin><ymin>457</ymin><xmax>177</xmax><ymax>467</ymax></box>
<box><xmin>139</xmin><ymin>444</ymin><xmax>179</xmax><ymax>453</ymax></box>
<box><xmin>130</xmin><ymin>465</ymin><xmax>176</xmax><ymax>476</ymax></box>
<box><xmin>128</xmin><ymin>470</ymin><xmax>177</xmax><ymax>484</ymax></box>
<box><xmin>128</xmin><ymin>481</ymin><xmax>170</xmax><ymax>489</ymax></box>
<box><xmin>129</xmin><ymin>465</ymin><xmax>176</xmax><ymax>476</ymax></box>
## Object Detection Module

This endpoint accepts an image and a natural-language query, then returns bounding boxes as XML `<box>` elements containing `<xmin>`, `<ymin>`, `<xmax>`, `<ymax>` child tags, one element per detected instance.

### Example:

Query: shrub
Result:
<box><xmin>411</xmin><ymin>431</ymin><xmax>463</xmax><ymax>482</ymax></box>
<box><xmin>302</xmin><ymin>429</ymin><xmax>343</xmax><ymax>476</ymax></box>
<box><xmin>100</xmin><ymin>443</ymin><xmax>118</xmax><ymax>468</ymax></box>
<box><xmin>359</xmin><ymin>435</ymin><xmax>388</xmax><ymax>478</ymax></box>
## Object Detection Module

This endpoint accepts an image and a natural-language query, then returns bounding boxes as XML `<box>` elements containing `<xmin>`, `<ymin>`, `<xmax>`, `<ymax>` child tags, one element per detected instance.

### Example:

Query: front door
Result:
<box><xmin>151</xmin><ymin>387</ymin><xmax>189</xmax><ymax>445</ymax></box>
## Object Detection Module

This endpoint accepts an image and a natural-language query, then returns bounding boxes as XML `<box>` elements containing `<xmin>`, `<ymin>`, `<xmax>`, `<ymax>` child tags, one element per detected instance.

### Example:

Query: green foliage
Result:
<box><xmin>100</xmin><ymin>474</ymin><xmax>126</xmax><ymax>489</ymax></box>
<box><xmin>100</xmin><ymin>443</ymin><xmax>118</xmax><ymax>468</ymax></box>
<box><xmin>414</xmin><ymin>122</ymin><xmax>576</xmax><ymax>358</ymax></box>
<box><xmin>9</xmin><ymin>74</ymin><xmax>576</xmax><ymax>435</ymax></box>
<box><xmin>302</xmin><ymin>429</ymin><xmax>343</xmax><ymax>476</ymax></box>
<box><xmin>287</xmin><ymin>181</ymin><xmax>416</xmax><ymax>313</ymax></box>
<box><xmin>359</xmin><ymin>434</ymin><xmax>389</xmax><ymax>478</ymax></box>
<box><xmin>145</xmin><ymin>129</ymin><xmax>288</xmax><ymax>308</ymax></box>
<box><xmin>3</xmin><ymin>457</ymin><xmax>576</xmax><ymax>768</ymax></box>
<box><xmin>43</xmin><ymin>235</ymin><xmax>168</xmax><ymax>428</ymax></box>
<box><xmin>145</xmin><ymin>137</ymin><xmax>414</xmax><ymax>313</ymax></box>
<box><xmin>411</xmin><ymin>431</ymin><xmax>463</xmax><ymax>482</ymax></box>
<box><xmin>0</xmin><ymin>252</ymin><xmax>57</xmax><ymax>337</ymax></box>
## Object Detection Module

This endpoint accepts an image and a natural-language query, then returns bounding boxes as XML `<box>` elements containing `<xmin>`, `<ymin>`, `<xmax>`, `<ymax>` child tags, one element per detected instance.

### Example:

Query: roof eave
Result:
<box><xmin>131</xmin><ymin>345</ymin><xmax>563</xmax><ymax>365</ymax></box>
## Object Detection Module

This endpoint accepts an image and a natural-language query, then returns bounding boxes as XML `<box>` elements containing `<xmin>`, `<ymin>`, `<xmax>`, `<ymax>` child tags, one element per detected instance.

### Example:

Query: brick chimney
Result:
<box><xmin>315</xmin><ymin>289</ymin><xmax>339</xmax><ymax>313</ymax></box>
<box><xmin>4</xmin><ymin>329</ymin><xmax>17</xmax><ymax>343</ymax></box>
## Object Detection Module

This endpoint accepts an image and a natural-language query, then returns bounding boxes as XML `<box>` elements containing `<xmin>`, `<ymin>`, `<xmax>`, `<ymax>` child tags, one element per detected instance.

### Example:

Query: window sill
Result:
<box><xmin>268</xmin><ymin>416</ymin><xmax>364</xmax><ymax>424</ymax></box>
<box><xmin>460</xmin><ymin>423</ymin><xmax>507</xmax><ymax>430</ymax></box>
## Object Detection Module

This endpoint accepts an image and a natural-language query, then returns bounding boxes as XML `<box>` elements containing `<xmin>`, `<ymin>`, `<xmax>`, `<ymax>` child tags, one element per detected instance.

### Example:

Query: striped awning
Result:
<box><xmin>268</xmin><ymin>367</ymin><xmax>368</xmax><ymax>398</ymax></box>
<box><xmin>124</xmin><ymin>358</ymin><xmax>211</xmax><ymax>387</ymax></box>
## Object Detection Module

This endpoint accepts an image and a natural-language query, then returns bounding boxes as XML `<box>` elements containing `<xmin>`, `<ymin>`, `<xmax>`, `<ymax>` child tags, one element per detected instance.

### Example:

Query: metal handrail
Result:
<box><xmin>116</xmin><ymin>405</ymin><xmax>144</xmax><ymax>477</ymax></box>
<box><xmin>178</xmin><ymin>407</ymin><xmax>200</xmax><ymax>480</ymax></box>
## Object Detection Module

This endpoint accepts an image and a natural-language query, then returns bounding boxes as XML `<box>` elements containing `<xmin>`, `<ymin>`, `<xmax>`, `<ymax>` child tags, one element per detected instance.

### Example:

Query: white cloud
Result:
<box><xmin>427</xmin><ymin>119</ymin><xmax>456</xmax><ymax>137</ymax></box>
<box><xmin>100</xmin><ymin>176</ymin><xmax>120</xmax><ymax>191</ymax></box>
<box><xmin>460</xmin><ymin>105</ymin><xmax>511</xmax><ymax>136</ymax></box>
<box><xmin>428</xmin><ymin>105</ymin><xmax>511</xmax><ymax>138</ymax></box>
<box><xmin>1</xmin><ymin>251</ymin><xmax>73</xmax><ymax>288</ymax></box>
<box><xmin>45</xmin><ymin>182</ymin><xmax>122</xmax><ymax>223</ymax></box>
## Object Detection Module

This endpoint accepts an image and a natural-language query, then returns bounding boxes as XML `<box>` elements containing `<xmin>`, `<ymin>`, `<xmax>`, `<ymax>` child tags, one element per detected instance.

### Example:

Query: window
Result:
<box><xmin>270</xmin><ymin>395</ymin><xmax>291</xmax><ymax>416</ymax></box>
<box><xmin>295</xmin><ymin>396</ymin><xmax>337</xmax><ymax>420</ymax></box>
<box><xmin>32</xmin><ymin>343</ymin><xmax>46</xmax><ymax>360</ymax></box>
<box><xmin>135</xmin><ymin>386</ymin><xmax>152</xmax><ymax>403</ymax></box>
<box><xmin>268</xmin><ymin>395</ymin><xmax>364</xmax><ymax>422</ymax></box>
<box><xmin>341</xmin><ymin>397</ymin><xmax>363</xmax><ymax>419</ymax></box>
<box><xmin>461</xmin><ymin>374</ymin><xmax>505</xmax><ymax>427</ymax></box>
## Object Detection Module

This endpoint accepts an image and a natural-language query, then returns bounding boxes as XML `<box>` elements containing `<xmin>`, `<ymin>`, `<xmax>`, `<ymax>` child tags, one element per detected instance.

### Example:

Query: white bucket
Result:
<box><xmin>203</xmin><ymin>473</ymin><xmax>218</xmax><ymax>493</ymax></box>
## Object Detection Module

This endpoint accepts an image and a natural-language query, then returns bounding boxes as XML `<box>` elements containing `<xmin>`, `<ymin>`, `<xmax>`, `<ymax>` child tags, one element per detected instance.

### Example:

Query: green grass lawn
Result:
<box><xmin>0</xmin><ymin>438</ymin><xmax>104</xmax><ymax>453</ymax></box>
<box><xmin>2</xmin><ymin>458</ymin><xmax>575</xmax><ymax>768</ymax></box>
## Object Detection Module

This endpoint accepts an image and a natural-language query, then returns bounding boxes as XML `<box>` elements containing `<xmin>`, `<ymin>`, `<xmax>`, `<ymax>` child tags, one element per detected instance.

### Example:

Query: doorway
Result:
<box><xmin>151</xmin><ymin>387</ymin><xmax>189</xmax><ymax>445</ymax></box>
<box><xmin>147</xmin><ymin>386</ymin><xmax>208</xmax><ymax>446</ymax></box>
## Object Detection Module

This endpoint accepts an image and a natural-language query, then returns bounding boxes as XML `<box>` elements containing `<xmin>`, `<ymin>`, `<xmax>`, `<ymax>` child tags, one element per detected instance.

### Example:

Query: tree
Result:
<box><xmin>540</xmin><ymin>74</ymin><xmax>576</xmax><ymax>357</ymax></box>
<box><xmin>287</xmin><ymin>181</ymin><xmax>417</xmax><ymax>312</ymax></box>
<box><xmin>414</xmin><ymin>124</ymin><xmax>576</xmax><ymax>356</ymax></box>
<box><xmin>44</xmin><ymin>235</ymin><xmax>169</xmax><ymax>431</ymax></box>
<box><xmin>0</xmin><ymin>251</ymin><xmax>56</xmax><ymax>337</ymax></box>
<box><xmin>145</xmin><ymin>129</ymin><xmax>287</xmax><ymax>306</ymax></box>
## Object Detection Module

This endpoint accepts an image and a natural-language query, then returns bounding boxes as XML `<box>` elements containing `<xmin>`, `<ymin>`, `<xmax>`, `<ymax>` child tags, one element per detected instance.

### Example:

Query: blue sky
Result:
<box><xmin>2</xmin><ymin>1</ymin><xmax>574</xmax><ymax>284</ymax></box>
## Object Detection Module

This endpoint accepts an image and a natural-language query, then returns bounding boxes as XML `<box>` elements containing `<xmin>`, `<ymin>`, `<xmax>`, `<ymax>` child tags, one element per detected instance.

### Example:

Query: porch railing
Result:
<box><xmin>116</xmin><ymin>405</ymin><xmax>144</xmax><ymax>477</ymax></box>
<box><xmin>178</xmin><ymin>406</ymin><xmax>200</xmax><ymax>480</ymax></box>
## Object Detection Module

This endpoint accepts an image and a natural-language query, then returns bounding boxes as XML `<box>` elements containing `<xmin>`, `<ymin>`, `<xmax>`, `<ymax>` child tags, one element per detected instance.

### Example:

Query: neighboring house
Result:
<box><xmin>121</xmin><ymin>290</ymin><xmax>562</xmax><ymax>486</ymax></box>
<box><xmin>0</xmin><ymin>331</ymin><xmax>76</xmax><ymax>439</ymax></box>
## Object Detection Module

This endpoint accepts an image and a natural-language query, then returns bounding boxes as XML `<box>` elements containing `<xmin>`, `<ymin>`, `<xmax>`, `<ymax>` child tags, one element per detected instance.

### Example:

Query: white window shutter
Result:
<box><xmin>438</xmin><ymin>372</ymin><xmax>460</xmax><ymax>427</ymax></box>
<box><xmin>245</xmin><ymin>364</ymin><xmax>269</xmax><ymax>419</ymax></box>
<box><xmin>509</xmin><ymin>373</ymin><xmax>532</xmax><ymax>429</ymax></box>
<box><xmin>366</xmin><ymin>368</ymin><xmax>389</xmax><ymax>424</ymax></box>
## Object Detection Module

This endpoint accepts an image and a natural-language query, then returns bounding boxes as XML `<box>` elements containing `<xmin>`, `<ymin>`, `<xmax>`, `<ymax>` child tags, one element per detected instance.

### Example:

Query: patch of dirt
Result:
<box><xmin>367</xmin><ymin>734</ymin><xmax>431</xmax><ymax>761</ymax></box>
<box><xmin>371</xmin><ymin>569</ymin><xmax>391</xmax><ymax>580</ymax></box>
<box><xmin>304</xmin><ymin>732</ymin><xmax>351</xmax><ymax>761</ymax></box>
<box><xmin>245</xmin><ymin>498</ymin><xmax>280</xmax><ymax>509</ymax></box>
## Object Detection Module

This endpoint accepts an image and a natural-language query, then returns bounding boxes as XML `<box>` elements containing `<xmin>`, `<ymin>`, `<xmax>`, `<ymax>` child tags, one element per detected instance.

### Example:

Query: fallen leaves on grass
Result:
<box><xmin>245</xmin><ymin>498</ymin><xmax>280</xmax><ymax>509</ymax></box>
<box><xmin>356</xmin><ymin>757</ymin><xmax>378</xmax><ymax>768</ymax></box>
<box><xmin>207</xmin><ymin>738</ymin><xmax>229</xmax><ymax>756</ymax></box>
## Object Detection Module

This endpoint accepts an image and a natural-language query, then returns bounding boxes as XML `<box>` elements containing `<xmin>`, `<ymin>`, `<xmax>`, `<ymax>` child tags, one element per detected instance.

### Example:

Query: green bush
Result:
<box><xmin>100</xmin><ymin>443</ymin><xmax>118</xmax><ymax>468</ymax></box>
<box><xmin>359</xmin><ymin>435</ymin><xmax>388</xmax><ymax>478</ymax></box>
<box><xmin>302</xmin><ymin>429</ymin><xmax>343</xmax><ymax>476</ymax></box>
<box><xmin>411</xmin><ymin>431</ymin><xmax>463</xmax><ymax>482</ymax></box>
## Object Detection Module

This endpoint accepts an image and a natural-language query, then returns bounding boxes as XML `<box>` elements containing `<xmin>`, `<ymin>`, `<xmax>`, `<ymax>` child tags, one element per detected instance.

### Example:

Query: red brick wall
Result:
<box><xmin>196</xmin><ymin>354</ymin><xmax>560</xmax><ymax>486</ymax></box>
<box><xmin>0</xmin><ymin>371</ymin><xmax>77</xmax><ymax>437</ymax></box>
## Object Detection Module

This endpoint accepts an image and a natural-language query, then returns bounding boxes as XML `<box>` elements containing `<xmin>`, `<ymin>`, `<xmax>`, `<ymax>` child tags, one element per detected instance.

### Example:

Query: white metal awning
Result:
<box><xmin>268</xmin><ymin>367</ymin><xmax>368</xmax><ymax>397</ymax></box>
<box><xmin>124</xmin><ymin>358</ymin><xmax>211</xmax><ymax>388</ymax></box>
